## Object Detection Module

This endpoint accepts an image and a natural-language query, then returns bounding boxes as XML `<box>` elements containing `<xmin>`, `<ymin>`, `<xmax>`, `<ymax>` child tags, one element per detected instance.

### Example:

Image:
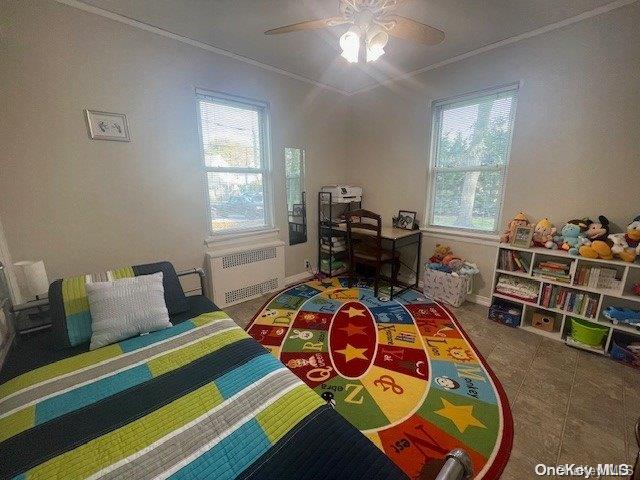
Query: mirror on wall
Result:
<box><xmin>285</xmin><ymin>147</ymin><xmax>307</xmax><ymax>245</ymax></box>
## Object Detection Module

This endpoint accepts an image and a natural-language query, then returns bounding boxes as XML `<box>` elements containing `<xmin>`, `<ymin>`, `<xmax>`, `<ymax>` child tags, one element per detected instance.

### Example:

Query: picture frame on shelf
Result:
<box><xmin>395</xmin><ymin>210</ymin><xmax>417</xmax><ymax>230</ymax></box>
<box><xmin>84</xmin><ymin>110</ymin><xmax>131</xmax><ymax>142</ymax></box>
<box><xmin>511</xmin><ymin>225</ymin><xmax>534</xmax><ymax>248</ymax></box>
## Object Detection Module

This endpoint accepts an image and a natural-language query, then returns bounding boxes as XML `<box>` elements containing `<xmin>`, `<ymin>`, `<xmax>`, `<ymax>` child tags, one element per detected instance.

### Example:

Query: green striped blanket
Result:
<box><xmin>0</xmin><ymin>313</ymin><xmax>406</xmax><ymax>480</ymax></box>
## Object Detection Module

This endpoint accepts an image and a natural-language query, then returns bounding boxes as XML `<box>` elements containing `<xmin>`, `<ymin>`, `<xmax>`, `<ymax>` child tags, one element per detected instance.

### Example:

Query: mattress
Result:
<box><xmin>0</xmin><ymin>309</ymin><xmax>407</xmax><ymax>480</ymax></box>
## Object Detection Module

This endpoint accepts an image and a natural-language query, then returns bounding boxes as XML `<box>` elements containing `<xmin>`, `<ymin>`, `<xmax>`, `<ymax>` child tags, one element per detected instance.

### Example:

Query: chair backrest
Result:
<box><xmin>344</xmin><ymin>209</ymin><xmax>382</xmax><ymax>260</ymax></box>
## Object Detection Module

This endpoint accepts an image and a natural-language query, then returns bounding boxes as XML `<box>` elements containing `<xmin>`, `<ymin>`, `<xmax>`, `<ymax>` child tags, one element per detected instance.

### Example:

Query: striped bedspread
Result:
<box><xmin>0</xmin><ymin>312</ymin><xmax>405</xmax><ymax>480</ymax></box>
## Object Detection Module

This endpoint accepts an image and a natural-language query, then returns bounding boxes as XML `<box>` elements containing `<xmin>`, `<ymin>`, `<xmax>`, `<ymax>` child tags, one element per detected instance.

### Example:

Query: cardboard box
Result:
<box><xmin>532</xmin><ymin>312</ymin><xmax>555</xmax><ymax>332</ymax></box>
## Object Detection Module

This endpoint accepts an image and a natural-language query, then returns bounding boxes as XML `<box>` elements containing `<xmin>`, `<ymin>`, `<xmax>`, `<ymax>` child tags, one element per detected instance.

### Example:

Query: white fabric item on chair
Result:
<box><xmin>86</xmin><ymin>272</ymin><xmax>171</xmax><ymax>350</ymax></box>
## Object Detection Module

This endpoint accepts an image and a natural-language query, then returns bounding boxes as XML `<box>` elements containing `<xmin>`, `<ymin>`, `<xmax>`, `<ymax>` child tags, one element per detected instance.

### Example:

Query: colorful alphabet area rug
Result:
<box><xmin>246</xmin><ymin>277</ymin><xmax>513</xmax><ymax>480</ymax></box>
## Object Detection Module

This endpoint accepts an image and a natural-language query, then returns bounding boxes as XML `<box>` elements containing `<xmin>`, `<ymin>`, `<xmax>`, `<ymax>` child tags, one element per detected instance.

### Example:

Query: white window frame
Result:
<box><xmin>196</xmin><ymin>88</ymin><xmax>274</xmax><ymax>237</ymax></box>
<box><xmin>425</xmin><ymin>83</ymin><xmax>519</xmax><ymax>235</ymax></box>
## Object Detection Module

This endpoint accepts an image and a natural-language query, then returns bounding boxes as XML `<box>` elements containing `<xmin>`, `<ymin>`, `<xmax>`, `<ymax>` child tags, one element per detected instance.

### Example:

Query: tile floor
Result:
<box><xmin>226</xmin><ymin>295</ymin><xmax>640</xmax><ymax>479</ymax></box>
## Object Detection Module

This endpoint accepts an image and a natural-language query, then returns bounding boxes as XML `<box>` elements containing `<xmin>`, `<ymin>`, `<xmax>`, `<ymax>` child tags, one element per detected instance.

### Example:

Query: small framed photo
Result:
<box><xmin>84</xmin><ymin>110</ymin><xmax>130</xmax><ymax>142</ymax></box>
<box><xmin>512</xmin><ymin>225</ymin><xmax>534</xmax><ymax>248</ymax></box>
<box><xmin>395</xmin><ymin>210</ymin><xmax>417</xmax><ymax>230</ymax></box>
<box><xmin>292</xmin><ymin>204</ymin><xmax>304</xmax><ymax>216</ymax></box>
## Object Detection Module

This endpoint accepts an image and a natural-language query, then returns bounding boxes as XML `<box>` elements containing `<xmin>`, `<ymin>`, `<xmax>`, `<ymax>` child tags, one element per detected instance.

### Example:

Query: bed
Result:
<box><xmin>0</xmin><ymin>262</ymin><xmax>470</xmax><ymax>480</ymax></box>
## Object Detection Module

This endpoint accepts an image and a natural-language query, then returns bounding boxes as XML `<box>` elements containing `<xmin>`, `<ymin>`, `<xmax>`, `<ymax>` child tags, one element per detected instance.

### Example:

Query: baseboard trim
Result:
<box><xmin>467</xmin><ymin>294</ymin><xmax>491</xmax><ymax>307</ymax></box>
<box><xmin>284</xmin><ymin>272</ymin><xmax>313</xmax><ymax>286</ymax></box>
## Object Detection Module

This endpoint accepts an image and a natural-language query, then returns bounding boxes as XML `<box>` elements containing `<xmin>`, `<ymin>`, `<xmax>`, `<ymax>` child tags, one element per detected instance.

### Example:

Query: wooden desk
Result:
<box><xmin>334</xmin><ymin>224</ymin><xmax>422</xmax><ymax>299</ymax></box>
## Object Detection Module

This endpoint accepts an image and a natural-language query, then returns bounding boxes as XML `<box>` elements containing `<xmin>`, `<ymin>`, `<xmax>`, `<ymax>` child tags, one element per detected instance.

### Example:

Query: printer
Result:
<box><xmin>321</xmin><ymin>185</ymin><xmax>363</xmax><ymax>203</ymax></box>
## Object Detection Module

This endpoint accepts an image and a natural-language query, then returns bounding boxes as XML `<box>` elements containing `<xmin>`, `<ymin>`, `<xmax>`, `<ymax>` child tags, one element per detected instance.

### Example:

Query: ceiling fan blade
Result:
<box><xmin>386</xmin><ymin>15</ymin><xmax>445</xmax><ymax>45</ymax></box>
<box><xmin>265</xmin><ymin>17</ymin><xmax>348</xmax><ymax>35</ymax></box>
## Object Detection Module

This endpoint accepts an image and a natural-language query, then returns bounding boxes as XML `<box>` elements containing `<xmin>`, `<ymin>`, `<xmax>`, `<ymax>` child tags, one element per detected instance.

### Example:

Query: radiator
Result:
<box><xmin>205</xmin><ymin>240</ymin><xmax>285</xmax><ymax>308</ymax></box>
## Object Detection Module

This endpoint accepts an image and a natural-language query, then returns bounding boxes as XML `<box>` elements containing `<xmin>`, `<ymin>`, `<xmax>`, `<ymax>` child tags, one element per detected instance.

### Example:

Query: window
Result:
<box><xmin>196</xmin><ymin>90</ymin><xmax>272</xmax><ymax>235</ymax></box>
<box><xmin>427</xmin><ymin>84</ymin><xmax>518</xmax><ymax>233</ymax></box>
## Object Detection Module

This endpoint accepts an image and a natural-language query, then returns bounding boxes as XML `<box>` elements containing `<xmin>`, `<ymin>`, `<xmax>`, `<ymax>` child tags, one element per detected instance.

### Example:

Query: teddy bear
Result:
<box><xmin>429</xmin><ymin>244</ymin><xmax>452</xmax><ymax>263</ymax></box>
<box><xmin>532</xmin><ymin>218</ymin><xmax>558</xmax><ymax>249</ymax></box>
<box><xmin>609</xmin><ymin>233</ymin><xmax>637</xmax><ymax>262</ymax></box>
<box><xmin>625</xmin><ymin>215</ymin><xmax>640</xmax><ymax>254</ymax></box>
<box><xmin>556</xmin><ymin>219</ymin><xmax>589</xmax><ymax>255</ymax></box>
<box><xmin>500</xmin><ymin>212</ymin><xmax>530</xmax><ymax>244</ymax></box>
<box><xmin>584</xmin><ymin>215</ymin><xmax>610</xmax><ymax>242</ymax></box>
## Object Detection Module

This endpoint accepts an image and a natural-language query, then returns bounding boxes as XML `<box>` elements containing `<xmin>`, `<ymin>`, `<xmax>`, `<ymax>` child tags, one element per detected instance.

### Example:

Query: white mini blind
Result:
<box><xmin>196</xmin><ymin>91</ymin><xmax>271</xmax><ymax>234</ymax></box>
<box><xmin>428</xmin><ymin>85</ymin><xmax>518</xmax><ymax>233</ymax></box>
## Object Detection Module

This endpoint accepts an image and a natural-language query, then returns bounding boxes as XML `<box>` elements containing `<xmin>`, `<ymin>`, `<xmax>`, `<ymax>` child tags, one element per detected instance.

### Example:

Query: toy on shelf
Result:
<box><xmin>633</xmin><ymin>283</ymin><xmax>640</xmax><ymax>296</ymax></box>
<box><xmin>603</xmin><ymin>306</ymin><xmax>640</xmax><ymax>328</ymax></box>
<box><xmin>608</xmin><ymin>233</ymin><xmax>637</xmax><ymax>263</ymax></box>
<box><xmin>625</xmin><ymin>215</ymin><xmax>640</xmax><ymax>255</ymax></box>
<box><xmin>584</xmin><ymin>215</ymin><xmax>610</xmax><ymax>241</ymax></box>
<box><xmin>579</xmin><ymin>240</ymin><xmax>613</xmax><ymax>260</ymax></box>
<box><xmin>532</xmin><ymin>218</ymin><xmax>558</xmax><ymax>249</ymax></box>
<box><xmin>500</xmin><ymin>212</ymin><xmax>531</xmax><ymax>244</ymax></box>
<box><xmin>555</xmin><ymin>218</ymin><xmax>589</xmax><ymax>255</ymax></box>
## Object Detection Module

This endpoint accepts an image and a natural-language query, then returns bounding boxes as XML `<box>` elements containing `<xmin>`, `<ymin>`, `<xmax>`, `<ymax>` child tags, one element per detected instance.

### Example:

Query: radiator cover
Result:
<box><xmin>206</xmin><ymin>240</ymin><xmax>285</xmax><ymax>308</ymax></box>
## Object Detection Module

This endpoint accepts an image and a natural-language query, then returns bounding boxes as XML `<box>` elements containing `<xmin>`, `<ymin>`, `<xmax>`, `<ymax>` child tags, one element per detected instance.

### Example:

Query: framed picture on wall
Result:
<box><xmin>511</xmin><ymin>225</ymin><xmax>534</xmax><ymax>248</ymax></box>
<box><xmin>84</xmin><ymin>110</ymin><xmax>131</xmax><ymax>142</ymax></box>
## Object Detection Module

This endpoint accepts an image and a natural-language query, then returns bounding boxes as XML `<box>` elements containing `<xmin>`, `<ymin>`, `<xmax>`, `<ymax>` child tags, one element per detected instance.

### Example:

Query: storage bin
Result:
<box><xmin>423</xmin><ymin>267</ymin><xmax>472</xmax><ymax>307</ymax></box>
<box><xmin>488</xmin><ymin>301</ymin><xmax>522</xmax><ymax>327</ymax></box>
<box><xmin>610</xmin><ymin>340</ymin><xmax>640</xmax><ymax>369</ymax></box>
<box><xmin>569</xmin><ymin>317</ymin><xmax>608</xmax><ymax>347</ymax></box>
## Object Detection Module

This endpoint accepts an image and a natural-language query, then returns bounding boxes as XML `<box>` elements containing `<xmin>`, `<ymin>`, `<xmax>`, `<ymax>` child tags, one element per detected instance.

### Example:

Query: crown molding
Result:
<box><xmin>349</xmin><ymin>0</ymin><xmax>639</xmax><ymax>96</ymax></box>
<box><xmin>53</xmin><ymin>0</ymin><xmax>637</xmax><ymax>97</ymax></box>
<box><xmin>53</xmin><ymin>0</ymin><xmax>350</xmax><ymax>96</ymax></box>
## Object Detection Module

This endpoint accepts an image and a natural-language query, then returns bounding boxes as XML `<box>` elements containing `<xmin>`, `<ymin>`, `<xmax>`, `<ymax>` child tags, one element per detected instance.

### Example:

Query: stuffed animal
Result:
<box><xmin>557</xmin><ymin>219</ymin><xmax>589</xmax><ymax>255</ymax></box>
<box><xmin>500</xmin><ymin>212</ymin><xmax>531</xmax><ymax>244</ymax></box>
<box><xmin>532</xmin><ymin>218</ymin><xmax>558</xmax><ymax>249</ymax></box>
<box><xmin>609</xmin><ymin>233</ymin><xmax>637</xmax><ymax>262</ymax></box>
<box><xmin>429</xmin><ymin>244</ymin><xmax>452</xmax><ymax>263</ymax></box>
<box><xmin>584</xmin><ymin>215</ymin><xmax>610</xmax><ymax>241</ymax></box>
<box><xmin>625</xmin><ymin>215</ymin><xmax>640</xmax><ymax>254</ymax></box>
<box><xmin>579</xmin><ymin>240</ymin><xmax>613</xmax><ymax>260</ymax></box>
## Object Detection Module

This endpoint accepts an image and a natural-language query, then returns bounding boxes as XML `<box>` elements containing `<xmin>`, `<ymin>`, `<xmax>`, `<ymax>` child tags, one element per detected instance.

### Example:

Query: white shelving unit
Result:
<box><xmin>489</xmin><ymin>243</ymin><xmax>640</xmax><ymax>356</ymax></box>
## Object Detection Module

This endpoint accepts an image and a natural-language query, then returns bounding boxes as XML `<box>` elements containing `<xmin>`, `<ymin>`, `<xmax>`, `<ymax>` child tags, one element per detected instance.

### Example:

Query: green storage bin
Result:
<box><xmin>570</xmin><ymin>317</ymin><xmax>608</xmax><ymax>347</ymax></box>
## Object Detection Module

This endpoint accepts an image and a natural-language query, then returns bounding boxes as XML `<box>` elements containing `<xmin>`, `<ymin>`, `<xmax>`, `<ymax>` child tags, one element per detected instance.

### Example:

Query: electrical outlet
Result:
<box><xmin>304</xmin><ymin>259</ymin><xmax>311</xmax><ymax>270</ymax></box>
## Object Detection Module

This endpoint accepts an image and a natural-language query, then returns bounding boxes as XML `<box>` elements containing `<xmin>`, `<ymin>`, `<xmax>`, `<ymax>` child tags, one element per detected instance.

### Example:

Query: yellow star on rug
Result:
<box><xmin>336</xmin><ymin>344</ymin><xmax>368</xmax><ymax>362</ymax></box>
<box><xmin>435</xmin><ymin>398</ymin><xmax>486</xmax><ymax>433</ymax></box>
<box><xmin>345</xmin><ymin>307</ymin><xmax>366</xmax><ymax>318</ymax></box>
<box><xmin>339</xmin><ymin>323</ymin><xmax>367</xmax><ymax>337</ymax></box>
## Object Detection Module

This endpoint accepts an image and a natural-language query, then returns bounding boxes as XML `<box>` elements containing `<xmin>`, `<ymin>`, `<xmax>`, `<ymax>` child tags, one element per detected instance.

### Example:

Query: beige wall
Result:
<box><xmin>2</xmin><ymin>1</ymin><xmax>639</xmax><ymax>303</ymax></box>
<box><xmin>347</xmin><ymin>3</ymin><xmax>640</xmax><ymax>299</ymax></box>
<box><xmin>0</xmin><ymin>0</ymin><xmax>350</xmax><ymax>281</ymax></box>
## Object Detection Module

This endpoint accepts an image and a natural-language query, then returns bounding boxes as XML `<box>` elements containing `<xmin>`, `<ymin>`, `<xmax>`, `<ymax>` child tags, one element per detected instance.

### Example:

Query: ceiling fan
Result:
<box><xmin>265</xmin><ymin>0</ymin><xmax>445</xmax><ymax>64</ymax></box>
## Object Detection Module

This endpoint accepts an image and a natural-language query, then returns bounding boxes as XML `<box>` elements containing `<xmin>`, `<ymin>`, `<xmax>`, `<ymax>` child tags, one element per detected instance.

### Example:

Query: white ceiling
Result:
<box><xmin>79</xmin><ymin>0</ymin><xmax>620</xmax><ymax>94</ymax></box>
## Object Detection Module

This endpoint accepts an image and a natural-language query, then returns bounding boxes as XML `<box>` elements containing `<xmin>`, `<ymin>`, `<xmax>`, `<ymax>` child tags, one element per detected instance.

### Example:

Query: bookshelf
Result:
<box><xmin>489</xmin><ymin>243</ymin><xmax>640</xmax><ymax>356</ymax></box>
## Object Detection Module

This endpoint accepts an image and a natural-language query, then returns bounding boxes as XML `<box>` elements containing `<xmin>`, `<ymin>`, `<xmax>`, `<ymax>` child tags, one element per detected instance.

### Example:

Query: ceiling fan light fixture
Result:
<box><xmin>339</xmin><ymin>25</ymin><xmax>362</xmax><ymax>63</ymax></box>
<box><xmin>366</xmin><ymin>25</ymin><xmax>388</xmax><ymax>62</ymax></box>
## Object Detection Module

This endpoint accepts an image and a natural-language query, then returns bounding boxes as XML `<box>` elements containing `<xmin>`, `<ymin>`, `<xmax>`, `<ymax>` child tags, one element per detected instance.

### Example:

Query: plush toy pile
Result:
<box><xmin>426</xmin><ymin>244</ymin><xmax>479</xmax><ymax>276</ymax></box>
<box><xmin>500</xmin><ymin>212</ymin><xmax>640</xmax><ymax>263</ymax></box>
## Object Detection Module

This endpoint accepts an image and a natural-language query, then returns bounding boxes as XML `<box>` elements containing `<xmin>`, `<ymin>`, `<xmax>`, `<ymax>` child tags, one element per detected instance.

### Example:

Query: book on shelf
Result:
<box><xmin>498</xmin><ymin>250</ymin><xmax>530</xmax><ymax>273</ymax></box>
<box><xmin>539</xmin><ymin>284</ymin><xmax>598</xmax><ymax>318</ymax></box>
<box><xmin>532</xmin><ymin>260</ymin><xmax>573</xmax><ymax>283</ymax></box>
<box><xmin>573</xmin><ymin>266</ymin><xmax>618</xmax><ymax>290</ymax></box>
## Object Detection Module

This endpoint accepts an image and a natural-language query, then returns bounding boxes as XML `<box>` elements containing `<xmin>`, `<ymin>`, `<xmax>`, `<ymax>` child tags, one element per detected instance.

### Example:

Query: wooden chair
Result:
<box><xmin>344</xmin><ymin>209</ymin><xmax>400</xmax><ymax>297</ymax></box>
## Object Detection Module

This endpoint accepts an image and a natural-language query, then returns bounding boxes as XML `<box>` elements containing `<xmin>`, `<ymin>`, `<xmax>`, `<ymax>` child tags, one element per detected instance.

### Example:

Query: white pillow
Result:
<box><xmin>86</xmin><ymin>272</ymin><xmax>172</xmax><ymax>350</ymax></box>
